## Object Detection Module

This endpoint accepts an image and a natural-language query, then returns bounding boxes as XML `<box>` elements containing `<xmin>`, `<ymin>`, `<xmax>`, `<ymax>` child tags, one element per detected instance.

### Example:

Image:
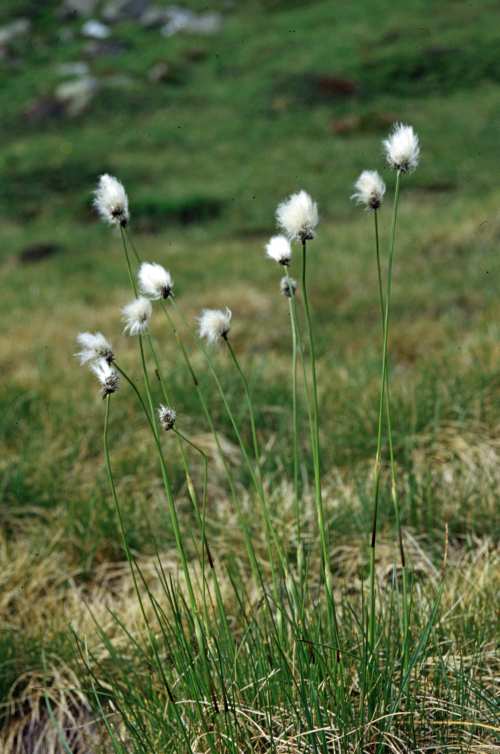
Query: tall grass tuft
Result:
<box><xmin>67</xmin><ymin>127</ymin><xmax>498</xmax><ymax>752</ymax></box>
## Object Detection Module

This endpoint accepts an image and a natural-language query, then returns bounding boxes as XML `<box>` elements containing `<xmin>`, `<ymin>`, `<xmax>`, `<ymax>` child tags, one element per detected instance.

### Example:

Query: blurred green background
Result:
<box><xmin>2</xmin><ymin>0</ymin><xmax>500</xmax><ymax>571</ymax></box>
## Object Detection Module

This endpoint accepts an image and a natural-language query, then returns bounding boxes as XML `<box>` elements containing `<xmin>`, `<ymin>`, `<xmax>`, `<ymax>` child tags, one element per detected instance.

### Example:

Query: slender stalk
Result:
<box><xmin>147</xmin><ymin>335</ymin><xmax>204</xmax><ymax>550</ymax></box>
<box><xmin>286</xmin><ymin>281</ymin><xmax>302</xmax><ymax>574</ymax></box>
<box><xmin>117</xmin><ymin>357</ymin><xmax>229</xmax><ymax>640</ymax></box>
<box><xmin>223</xmin><ymin>338</ymin><xmax>263</xmax><ymax>492</ymax></box>
<box><xmin>120</xmin><ymin>227</ymin><xmax>138</xmax><ymax>295</ymax></box>
<box><xmin>369</xmin><ymin>170</ymin><xmax>402</xmax><ymax>656</ymax></box>
<box><xmin>223</xmin><ymin>335</ymin><xmax>292</xmax><ymax>615</ymax></box>
<box><xmin>300</xmin><ymin>239</ymin><xmax>339</xmax><ymax>647</ymax></box>
<box><xmin>172</xmin><ymin>426</ymin><xmax>213</xmax><ymax>622</ymax></box>
<box><xmin>103</xmin><ymin>396</ymin><xmax>194</xmax><ymax>753</ymax></box>
<box><xmin>164</xmin><ymin>300</ymin><xmax>290</xmax><ymax>646</ymax></box>
<box><xmin>117</xmin><ymin>228</ymin><xmax>198</xmax><ymax>618</ymax></box>
<box><xmin>373</xmin><ymin>208</ymin><xmax>409</xmax><ymax>668</ymax></box>
<box><xmin>137</xmin><ymin>335</ymin><xmax>198</xmax><ymax>612</ymax></box>
<box><xmin>160</xmin><ymin>301</ymin><xmax>265</xmax><ymax>591</ymax></box>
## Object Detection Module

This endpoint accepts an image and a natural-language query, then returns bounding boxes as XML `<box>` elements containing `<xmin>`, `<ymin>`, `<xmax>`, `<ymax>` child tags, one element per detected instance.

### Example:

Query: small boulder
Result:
<box><xmin>81</xmin><ymin>19</ymin><xmax>111</xmax><ymax>39</ymax></box>
<box><xmin>0</xmin><ymin>18</ymin><xmax>30</xmax><ymax>46</ymax></box>
<box><xmin>60</xmin><ymin>0</ymin><xmax>100</xmax><ymax>17</ymax></box>
<box><xmin>102</xmin><ymin>0</ymin><xmax>151</xmax><ymax>22</ymax></box>
<box><xmin>161</xmin><ymin>8</ymin><xmax>222</xmax><ymax>37</ymax></box>
<box><xmin>55</xmin><ymin>76</ymin><xmax>98</xmax><ymax>116</ymax></box>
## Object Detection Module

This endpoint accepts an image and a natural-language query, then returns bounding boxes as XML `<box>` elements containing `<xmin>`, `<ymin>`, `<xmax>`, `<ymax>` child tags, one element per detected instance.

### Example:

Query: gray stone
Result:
<box><xmin>161</xmin><ymin>7</ymin><xmax>222</xmax><ymax>37</ymax></box>
<box><xmin>81</xmin><ymin>19</ymin><xmax>111</xmax><ymax>39</ymax></box>
<box><xmin>0</xmin><ymin>18</ymin><xmax>30</xmax><ymax>46</ymax></box>
<box><xmin>55</xmin><ymin>76</ymin><xmax>98</xmax><ymax>116</ymax></box>
<box><xmin>101</xmin><ymin>0</ymin><xmax>150</xmax><ymax>22</ymax></box>
<box><xmin>140</xmin><ymin>6</ymin><xmax>171</xmax><ymax>27</ymax></box>
<box><xmin>61</xmin><ymin>0</ymin><xmax>99</xmax><ymax>16</ymax></box>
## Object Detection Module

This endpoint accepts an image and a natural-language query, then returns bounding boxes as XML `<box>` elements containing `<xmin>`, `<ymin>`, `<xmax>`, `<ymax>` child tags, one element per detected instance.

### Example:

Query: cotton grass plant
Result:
<box><xmin>68</xmin><ymin>125</ymin><xmax>484</xmax><ymax>753</ymax></box>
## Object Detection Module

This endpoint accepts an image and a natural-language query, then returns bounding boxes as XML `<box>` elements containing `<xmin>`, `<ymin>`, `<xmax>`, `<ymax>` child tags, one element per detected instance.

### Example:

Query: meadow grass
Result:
<box><xmin>1</xmin><ymin>0</ymin><xmax>500</xmax><ymax>751</ymax></box>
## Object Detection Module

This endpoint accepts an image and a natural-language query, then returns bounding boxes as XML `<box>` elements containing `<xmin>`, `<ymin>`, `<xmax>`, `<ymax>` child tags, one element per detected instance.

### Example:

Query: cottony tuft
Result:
<box><xmin>93</xmin><ymin>174</ymin><xmax>129</xmax><ymax>227</ymax></box>
<box><xmin>265</xmin><ymin>235</ymin><xmax>292</xmax><ymax>266</ymax></box>
<box><xmin>198</xmin><ymin>307</ymin><xmax>232</xmax><ymax>344</ymax></box>
<box><xmin>280</xmin><ymin>276</ymin><xmax>297</xmax><ymax>298</ymax></box>
<box><xmin>122</xmin><ymin>297</ymin><xmax>152</xmax><ymax>336</ymax></box>
<box><xmin>276</xmin><ymin>190</ymin><xmax>318</xmax><ymax>242</ymax></box>
<box><xmin>138</xmin><ymin>262</ymin><xmax>173</xmax><ymax>300</ymax></box>
<box><xmin>158</xmin><ymin>404</ymin><xmax>177</xmax><ymax>431</ymax></box>
<box><xmin>383</xmin><ymin>123</ymin><xmax>420</xmax><ymax>173</ymax></box>
<box><xmin>351</xmin><ymin>170</ymin><xmax>386</xmax><ymax>210</ymax></box>
<box><xmin>91</xmin><ymin>358</ymin><xmax>120</xmax><ymax>397</ymax></box>
<box><xmin>75</xmin><ymin>332</ymin><xmax>113</xmax><ymax>365</ymax></box>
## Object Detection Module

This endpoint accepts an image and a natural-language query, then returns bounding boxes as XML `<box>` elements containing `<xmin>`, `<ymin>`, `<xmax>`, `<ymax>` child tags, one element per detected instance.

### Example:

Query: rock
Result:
<box><xmin>60</xmin><ymin>0</ymin><xmax>99</xmax><ymax>17</ymax></box>
<box><xmin>140</xmin><ymin>6</ymin><xmax>171</xmax><ymax>27</ymax></box>
<box><xmin>0</xmin><ymin>18</ymin><xmax>30</xmax><ymax>46</ymax></box>
<box><xmin>55</xmin><ymin>76</ymin><xmax>98</xmax><ymax>116</ymax></box>
<box><xmin>56</xmin><ymin>61</ymin><xmax>90</xmax><ymax>77</ymax></box>
<box><xmin>161</xmin><ymin>7</ymin><xmax>222</xmax><ymax>37</ymax></box>
<box><xmin>102</xmin><ymin>0</ymin><xmax>150</xmax><ymax>22</ymax></box>
<box><xmin>81</xmin><ymin>19</ymin><xmax>111</xmax><ymax>39</ymax></box>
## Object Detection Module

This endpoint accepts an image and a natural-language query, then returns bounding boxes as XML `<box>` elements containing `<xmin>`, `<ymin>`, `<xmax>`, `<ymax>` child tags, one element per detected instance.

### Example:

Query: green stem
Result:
<box><xmin>224</xmin><ymin>339</ymin><xmax>263</xmax><ymax>490</ymax></box>
<box><xmin>300</xmin><ymin>239</ymin><xmax>339</xmax><ymax>648</ymax></box>
<box><xmin>146</xmin><ymin>335</ymin><xmax>203</xmax><ymax>553</ymax></box>
<box><xmin>138</xmin><ymin>334</ymin><xmax>198</xmax><ymax>616</ymax></box>
<box><xmin>160</xmin><ymin>301</ymin><xmax>264</xmax><ymax>592</ymax></box>
<box><xmin>223</xmin><ymin>336</ymin><xmax>289</xmax><ymax>597</ymax></box>
<box><xmin>103</xmin><ymin>396</ymin><xmax>194</xmax><ymax>753</ymax></box>
<box><xmin>120</xmin><ymin>227</ymin><xmax>138</xmax><ymax>296</ymax></box>
<box><xmin>369</xmin><ymin>171</ymin><xmax>402</xmax><ymax>656</ymax></box>
<box><xmin>117</xmin><ymin>357</ymin><xmax>227</xmax><ymax>639</ymax></box>
<box><xmin>287</xmin><ymin>287</ymin><xmax>301</xmax><ymax>571</ymax></box>
<box><xmin>373</xmin><ymin>208</ymin><xmax>409</xmax><ymax>668</ymax></box>
<box><xmin>164</xmin><ymin>300</ymin><xmax>288</xmax><ymax>643</ymax></box>
<box><xmin>118</xmin><ymin>226</ymin><xmax>197</xmax><ymax>615</ymax></box>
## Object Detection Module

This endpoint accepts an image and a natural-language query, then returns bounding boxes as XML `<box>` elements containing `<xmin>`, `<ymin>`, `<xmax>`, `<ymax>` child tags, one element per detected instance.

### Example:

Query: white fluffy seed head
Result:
<box><xmin>265</xmin><ymin>235</ymin><xmax>292</xmax><ymax>266</ymax></box>
<box><xmin>158</xmin><ymin>404</ymin><xmax>177</xmax><ymax>431</ymax></box>
<box><xmin>276</xmin><ymin>190</ymin><xmax>319</xmax><ymax>241</ymax></box>
<box><xmin>198</xmin><ymin>307</ymin><xmax>232</xmax><ymax>344</ymax></box>
<box><xmin>138</xmin><ymin>262</ymin><xmax>173</xmax><ymax>300</ymax></box>
<box><xmin>280</xmin><ymin>276</ymin><xmax>297</xmax><ymax>298</ymax></box>
<box><xmin>75</xmin><ymin>331</ymin><xmax>113</xmax><ymax>365</ymax></box>
<box><xmin>351</xmin><ymin>170</ymin><xmax>386</xmax><ymax>210</ymax></box>
<box><xmin>93</xmin><ymin>173</ymin><xmax>129</xmax><ymax>226</ymax></box>
<box><xmin>91</xmin><ymin>358</ymin><xmax>120</xmax><ymax>397</ymax></box>
<box><xmin>122</xmin><ymin>297</ymin><xmax>152</xmax><ymax>336</ymax></box>
<box><xmin>383</xmin><ymin>123</ymin><xmax>420</xmax><ymax>173</ymax></box>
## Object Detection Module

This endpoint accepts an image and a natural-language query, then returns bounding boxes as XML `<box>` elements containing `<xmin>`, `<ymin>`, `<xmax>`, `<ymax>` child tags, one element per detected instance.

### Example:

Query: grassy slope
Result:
<box><xmin>0</xmin><ymin>0</ymin><xmax>499</xmax><ymax>750</ymax></box>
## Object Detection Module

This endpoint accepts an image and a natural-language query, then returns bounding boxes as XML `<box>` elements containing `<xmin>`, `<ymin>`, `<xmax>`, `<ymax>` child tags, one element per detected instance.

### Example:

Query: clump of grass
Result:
<box><xmin>57</xmin><ymin>125</ymin><xmax>500</xmax><ymax>753</ymax></box>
